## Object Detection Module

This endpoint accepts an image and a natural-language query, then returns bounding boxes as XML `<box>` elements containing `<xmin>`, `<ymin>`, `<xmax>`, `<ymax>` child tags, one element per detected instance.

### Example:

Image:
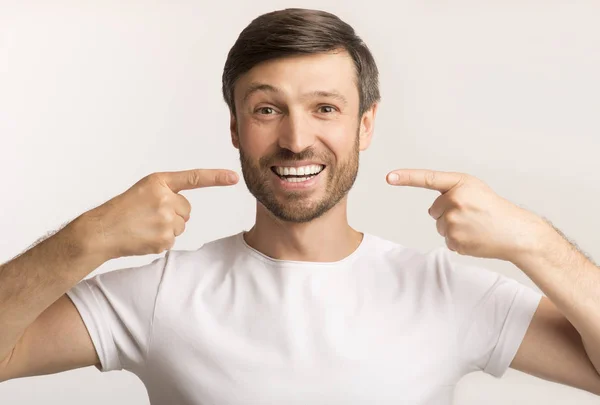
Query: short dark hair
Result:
<box><xmin>222</xmin><ymin>8</ymin><xmax>381</xmax><ymax>117</ymax></box>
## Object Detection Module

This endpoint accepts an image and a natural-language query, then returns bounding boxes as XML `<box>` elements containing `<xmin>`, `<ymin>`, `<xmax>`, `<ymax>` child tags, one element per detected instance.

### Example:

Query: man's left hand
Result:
<box><xmin>386</xmin><ymin>169</ymin><xmax>553</xmax><ymax>263</ymax></box>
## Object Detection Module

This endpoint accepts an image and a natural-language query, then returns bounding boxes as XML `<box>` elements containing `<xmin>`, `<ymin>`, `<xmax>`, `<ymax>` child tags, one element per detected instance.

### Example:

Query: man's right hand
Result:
<box><xmin>83</xmin><ymin>169</ymin><xmax>239</xmax><ymax>260</ymax></box>
<box><xmin>0</xmin><ymin>168</ymin><xmax>239</xmax><ymax>382</ymax></box>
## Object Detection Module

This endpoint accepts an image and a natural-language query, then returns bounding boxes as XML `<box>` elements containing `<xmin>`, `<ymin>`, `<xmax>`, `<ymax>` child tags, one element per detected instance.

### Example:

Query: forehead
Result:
<box><xmin>234</xmin><ymin>50</ymin><xmax>359</xmax><ymax>105</ymax></box>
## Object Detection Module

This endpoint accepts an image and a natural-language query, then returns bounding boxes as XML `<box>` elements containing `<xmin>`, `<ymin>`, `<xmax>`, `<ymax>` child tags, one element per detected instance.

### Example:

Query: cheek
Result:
<box><xmin>237</xmin><ymin>120</ymin><xmax>272</xmax><ymax>154</ymax></box>
<box><xmin>320</xmin><ymin>125</ymin><xmax>359</xmax><ymax>156</ymax></box>
<box><xmin>238</xmin><ymin>136</ymin><xmax>283</xmax><ymax>173</ymax></box>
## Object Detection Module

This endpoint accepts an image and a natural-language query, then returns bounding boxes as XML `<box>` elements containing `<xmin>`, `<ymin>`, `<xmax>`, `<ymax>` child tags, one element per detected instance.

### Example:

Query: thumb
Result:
<box><xmin>163</xmin><ymin>169</ymin><xmax>239</xmax><ymax>193</ymax></box>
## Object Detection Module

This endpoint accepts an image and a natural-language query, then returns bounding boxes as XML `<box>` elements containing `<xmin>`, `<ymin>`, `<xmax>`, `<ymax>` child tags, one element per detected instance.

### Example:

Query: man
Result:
<box><xmin>1</xmin><ymin>7</ymin><xmax>599</xmax><ymax>405</ymax></box>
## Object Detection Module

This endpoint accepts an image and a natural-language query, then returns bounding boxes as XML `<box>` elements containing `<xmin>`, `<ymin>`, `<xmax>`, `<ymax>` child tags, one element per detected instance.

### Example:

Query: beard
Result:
<box><xmin>238</xmin><ymin>128</ymin><xmax>360</xmax><ymax>223</ymax></box>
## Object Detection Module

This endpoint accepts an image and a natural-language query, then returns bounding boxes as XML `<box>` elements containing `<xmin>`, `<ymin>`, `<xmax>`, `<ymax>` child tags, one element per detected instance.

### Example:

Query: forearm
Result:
<box><xmin>0</xmin><ymin>213</ymin><xmax>109</xmax><ymax>364</ymax></box>
<box><xmin>511</xmin><ymin>225</ymin><xmax>600</xmax><ymax>373</ymax></box>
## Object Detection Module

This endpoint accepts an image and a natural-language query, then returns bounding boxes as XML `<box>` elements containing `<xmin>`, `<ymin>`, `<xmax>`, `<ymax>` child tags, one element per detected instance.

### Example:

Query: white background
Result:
<box><xmin>1</xmin><ymin>1</ymin><xmax>599</xmax><ymax>403</ymax></box>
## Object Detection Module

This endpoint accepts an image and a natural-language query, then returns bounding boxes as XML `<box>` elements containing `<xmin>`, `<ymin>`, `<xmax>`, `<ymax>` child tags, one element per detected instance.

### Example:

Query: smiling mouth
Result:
<box><xmin>270</xmin><ymin>165</ymin><xmax>326</xmax><ymax>183</ymax></box>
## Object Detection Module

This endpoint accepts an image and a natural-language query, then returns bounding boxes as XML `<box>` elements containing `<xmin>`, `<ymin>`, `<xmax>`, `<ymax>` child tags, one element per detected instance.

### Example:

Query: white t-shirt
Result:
<box><xmin>66</xmin><ymin>231</ymin><xmax>542</xmax><ymax>405</ymax></box>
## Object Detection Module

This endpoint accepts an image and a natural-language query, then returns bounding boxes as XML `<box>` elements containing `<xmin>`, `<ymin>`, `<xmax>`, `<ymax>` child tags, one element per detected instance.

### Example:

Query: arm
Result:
<box><xmin>511</xmin><ymin>296</ymin><xmax>600</xmax><ymax>395</ymax></box>
<box><xmin>509</xmin><ymin>224</ymin><xmax>600</xmax><ymax>394</ymax></box>
<box><xmin>1</xmin><ymin>294</ymin><xmax>100</xmax><ymax>380</ymax></box>
<box><xmin>386</xmin><ymin>169</ymin><xmax>600</xmax><ymax>394</ymax></box>
<box><xmin>0</xmin><ymin>168</ymin><xmax>235</xmax><ymax>382</ymax></box>
<box><xmin>0</xmin><ymin>214</ymin><xmax>108</xmax><ymax>381</ymax></box>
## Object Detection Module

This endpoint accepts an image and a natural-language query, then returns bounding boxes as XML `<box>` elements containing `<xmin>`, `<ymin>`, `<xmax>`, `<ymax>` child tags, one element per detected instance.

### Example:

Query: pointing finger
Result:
<box><xmin>387</xmin><ymin>169</ymin><xmax>464</xmax><ymax>194</ymax></box>
<box><xmin>162</xmin><ymin>169</ymin><xmax>239</xmax><ymax>193</ymax></box>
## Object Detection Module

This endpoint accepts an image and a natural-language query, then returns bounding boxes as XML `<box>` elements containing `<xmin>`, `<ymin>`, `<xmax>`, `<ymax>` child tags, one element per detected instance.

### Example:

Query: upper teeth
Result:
<box><xmin>275</xmin><ymin>165</ymin><xmax>324</xmax><ymax>176</ymax></box>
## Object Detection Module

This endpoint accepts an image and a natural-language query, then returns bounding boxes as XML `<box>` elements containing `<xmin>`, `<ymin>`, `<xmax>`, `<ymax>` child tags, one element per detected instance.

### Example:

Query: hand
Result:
<box><xmin>386</xmin><ymin>169</ymin><xmax>550</xmax><ymax>262</ymax></box>
<box><xmin>84</xmin><ymin>169</ymin><xmax>239</xmax><ymax>260</ymax></box>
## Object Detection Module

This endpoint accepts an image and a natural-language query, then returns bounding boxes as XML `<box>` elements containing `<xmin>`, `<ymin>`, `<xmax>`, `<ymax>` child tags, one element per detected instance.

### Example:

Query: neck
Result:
<box><xmin>243</xmin><ymin>196</ymin><xmax>363</xmax><ymax>262</ymax></box>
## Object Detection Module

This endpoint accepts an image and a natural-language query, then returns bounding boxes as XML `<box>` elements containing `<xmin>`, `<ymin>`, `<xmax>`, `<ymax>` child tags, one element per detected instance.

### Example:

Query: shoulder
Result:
<box><xmin>365</xmin><ymin>233</ymin><xmax>527</xmax><ymax>308</ymax></box>
<box><xmin>363</xmin><ymin>233</ymin><xmax>501</xmax><ymax>292</ymax></box>
<box><xmin>170</xmin><ymin>232</ymin><xmax>241</xmax><ymax>264</ymax></box>
<box><xmin>155</xmin><ymin>232</ymin><xmax>243</xmax><ymax>286</ymax></box>
<box><xmin>363</xmin><ymin>232</ymin><xmax>451</xmax><ymax>273</ymax></box>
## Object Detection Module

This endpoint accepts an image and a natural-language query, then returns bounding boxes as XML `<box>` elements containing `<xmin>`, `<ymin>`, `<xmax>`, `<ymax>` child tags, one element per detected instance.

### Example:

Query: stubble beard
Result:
<box><xmin>238</xmin><ymin>128</ymin><xmax>360</xmax><ymax>223</ymax></box>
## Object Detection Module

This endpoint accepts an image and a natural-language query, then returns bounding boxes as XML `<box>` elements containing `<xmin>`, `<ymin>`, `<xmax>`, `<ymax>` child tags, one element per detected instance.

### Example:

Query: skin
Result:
<box><xmin>229</xmin><ymin>47</ymin><xmax>600</xmax><ymax>393</ymax></box>
<box><xmin>229</xmin><ymin>49</ymin><xmax>377</xmax><ymax>262</ymax></box>
<box><xmin>2</xmin><ymin>43</ymin><xmax>600</xmax><ymax>399</ymax></box>
<box><xmin>386</xmin><ymin>169</ymin><xmax>600</xmax><ymax>389</ymax></box>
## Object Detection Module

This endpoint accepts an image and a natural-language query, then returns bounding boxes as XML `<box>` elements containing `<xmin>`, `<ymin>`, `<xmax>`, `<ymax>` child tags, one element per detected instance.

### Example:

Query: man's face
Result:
<box><xmin>231</xmin><ymin>50</ymin><xmax>375</xmax><ymax>223</ymax></box>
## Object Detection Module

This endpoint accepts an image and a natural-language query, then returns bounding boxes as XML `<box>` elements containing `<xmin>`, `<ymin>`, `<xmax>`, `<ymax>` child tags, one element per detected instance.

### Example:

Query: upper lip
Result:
<box><xmin>270</xmin><ymin>161</ymin><xmax>326</xmax><ymax>168</ymax></box>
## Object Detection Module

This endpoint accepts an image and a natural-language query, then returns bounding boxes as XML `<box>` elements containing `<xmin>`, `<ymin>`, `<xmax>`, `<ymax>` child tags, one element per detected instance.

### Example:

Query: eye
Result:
<box><xmin>256</xmin><ymin>107</ymin><xmax>277</xmax><ymax>115</ymax></box>
<box><xmin>318</xmin><ymin>105</ymin><xmax>337</xmax><ymax>114</ymax></box>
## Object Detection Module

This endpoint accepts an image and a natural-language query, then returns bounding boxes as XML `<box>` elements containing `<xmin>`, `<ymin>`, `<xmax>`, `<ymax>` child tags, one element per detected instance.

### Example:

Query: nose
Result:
<box><xmin>277</xmin><ymin>110</ymin><xmax>317</xmax><ymax>154</ymax></box>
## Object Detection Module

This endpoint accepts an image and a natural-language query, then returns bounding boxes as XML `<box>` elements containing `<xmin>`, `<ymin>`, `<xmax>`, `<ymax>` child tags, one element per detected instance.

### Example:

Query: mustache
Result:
<box><xmin>259</xmin><ymin>148</ymin><xmax>327</xmax><ymax>167</ymax></box>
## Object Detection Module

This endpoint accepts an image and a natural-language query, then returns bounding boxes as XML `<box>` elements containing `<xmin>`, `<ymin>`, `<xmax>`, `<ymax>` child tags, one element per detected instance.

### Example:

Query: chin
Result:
<box><xmin>267</xmin><ymin>198</ymin><xmax>334</xmax><ymax>223</ymax></box>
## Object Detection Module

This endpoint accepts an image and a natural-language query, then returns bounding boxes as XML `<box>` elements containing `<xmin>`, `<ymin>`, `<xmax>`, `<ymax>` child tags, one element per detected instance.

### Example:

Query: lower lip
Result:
<box><xmin>270</xmin><ymin>168</ymin><xmax>325</xmax><ymax>190</ymax></box>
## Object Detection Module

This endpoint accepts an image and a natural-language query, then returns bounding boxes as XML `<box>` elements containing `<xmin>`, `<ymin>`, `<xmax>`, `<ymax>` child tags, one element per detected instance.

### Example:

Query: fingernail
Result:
<box><xmin>388</xmin><ymin>173</ymin><xmax>399</xmax><ymax>183</ymax></box>
<box><xmin>228</xmin><ymin>173</ymin><xmax>238</xmax><ymax>183</ymax></box>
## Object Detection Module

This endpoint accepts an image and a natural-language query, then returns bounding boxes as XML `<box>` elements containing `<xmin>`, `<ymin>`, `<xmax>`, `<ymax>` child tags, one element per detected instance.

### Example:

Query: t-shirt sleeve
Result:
<box><xmin>437</xmin><ymin>248</ymin><xmax>543</xmax><ymax>378</ymax></box>
<box><xmin>65</xmin><ymin>251</ymin><xmax>172</xmax><ymax>373</ymax></box>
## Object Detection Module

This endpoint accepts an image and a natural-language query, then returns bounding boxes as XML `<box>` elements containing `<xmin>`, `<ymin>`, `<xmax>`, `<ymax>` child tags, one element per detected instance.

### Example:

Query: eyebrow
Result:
<box><xmin>242</xmin><ymin>83</ymin><xmax>280</xmax><ymax>104</ymax></box>
<box><xmin>242</xmin><ymin>82</ymin><xmax>348</xmax><ymax>106</ymax></box>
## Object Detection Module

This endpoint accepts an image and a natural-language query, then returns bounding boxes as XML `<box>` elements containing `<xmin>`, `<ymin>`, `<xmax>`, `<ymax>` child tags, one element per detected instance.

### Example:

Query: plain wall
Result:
<box><xmin>1</xmin><ymin>1</ymin><xmax>599</xmax><ymax>403</ymax></box>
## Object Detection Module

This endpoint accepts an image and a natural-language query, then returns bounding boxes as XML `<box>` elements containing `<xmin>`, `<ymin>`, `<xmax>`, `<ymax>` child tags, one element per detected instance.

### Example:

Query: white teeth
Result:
<box><xmin>283</xmin><ymin>176</ymin><xmax>312</xmax><ymax>183</ymax></box>
<box><xmin>274</xmin><ymin>164</ymin><xmax>324</xmax><ymax>176</ymax></box>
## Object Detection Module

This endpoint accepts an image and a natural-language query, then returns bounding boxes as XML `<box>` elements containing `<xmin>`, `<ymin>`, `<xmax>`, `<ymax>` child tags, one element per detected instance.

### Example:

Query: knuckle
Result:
<box><xmin>148</xmin><ymin>239</ymin><xmax>165</xmax><ymax>254</ymax></box>
<box><xmin>452</xmin><ymin>197</ymin><xmax>465</xmax><ymax>210</ymax></box>
<box><xmin>157</xmin><ymin>193</ymin><xmax>171</xmax><ymax>207</ymax></box>
<box><xmin>181</xmin><ymin>197</ymin><xmax>192</xmax><ymax>218</ymax></box>
<box><xmin>445</xmin><ymin>210</ymin><xmax>459</xmax><ymax>225</ymax></box>
<box><xmin>156</xmin><ymin>231</ymin><xmax>173</xmax><ymax>248</ymax></box>
<box><xmin>446</xmin><ymin>237</ymin><xmax>456</xmax><ymax>252</ymax></box>
<box><xmin>162</xmin><ymin>229</ymin><xmax>174</xmax><ymax>240</ymax></box>
<box><xmin>425</xmin><ymin>171</ymin><xmax>436</xmax><ymax>188</ymax></box>
<box><xmin>188</xmin><ymin>170</ymin><xmax>202</xmax><ymax>187</ymax></box>
<box><xmin>145</xmin><ymin>172</ymin><xmax>162</xmax><ymax>185</ymax></box>
<box><xmin>133</xmin><ymin>178</ymin><xmax>151</xmax><ymax>196</ymax></box>
<box><xmin>449</xmin><ymin>239</ymin><xmax>462</xmax><ymax>254</ymax></box>
<box><xmin>452</xmin><ymin>233</ymin><xmax>466</xmax><ymax>250</ymax></box>
<box><xmin>436</xmin><ymin>221</ymin><xmax>445</xmax><ymax>236</ymax></box>
<box><xmin>140</xmin><ymin>176</ymin><xmax>163</xmax><ymax>197</ymax></box>
<box><xmin>214</xmin><ymin>172</ymin><xmax>223</xmax><ymax>185</ymax></box>
<box><xmin>447</xmin><ymin>229</ymin><xmax>457</xmax><ymax>243</ymax></box>
<box><xmin>163</xmin><ymin>233</ymin><xmax>175</xmax><ymax>249</ymax></box>
<box><xmin>136</xmin><ymin>184</ymin><xmax>147</xmax><ymax>197</ymax></box>
<box><xmin>157</xmin><ymin>207</ymin><xmax>174</xmax><ymax>224</ymax></box>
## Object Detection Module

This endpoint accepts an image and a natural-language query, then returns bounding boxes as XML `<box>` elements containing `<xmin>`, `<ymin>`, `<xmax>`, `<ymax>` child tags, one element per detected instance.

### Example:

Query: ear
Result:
<box><xmin>230</xmin><ymin>112</ymin><xmax>240</xmax><ymax>149</ymax></box>
<box><xmin>358</xmin><ymin>102</ymin><xmax>378</xmax><ymax>151</ymax></box>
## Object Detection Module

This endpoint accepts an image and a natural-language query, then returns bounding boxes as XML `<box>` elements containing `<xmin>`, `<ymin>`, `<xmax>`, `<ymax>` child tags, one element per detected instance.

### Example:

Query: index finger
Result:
<box><xmin>162</xmin><ymin>169</ymin><xmax>239</xmax><ymax>193</ymax></box>
<box><xmin>387</xmin><ymin>169</ymin><xmax>464</xmax><ymax>193</ymax></box>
